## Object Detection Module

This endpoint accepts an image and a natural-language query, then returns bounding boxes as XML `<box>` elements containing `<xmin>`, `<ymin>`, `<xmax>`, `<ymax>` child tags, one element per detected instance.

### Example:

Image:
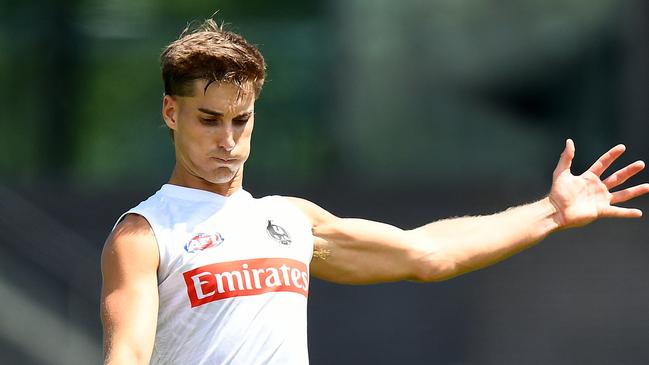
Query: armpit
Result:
<box><xmin>312</xmin><ymin>245</ymin><xmax>331</xmax><ymax>261</ymax></box>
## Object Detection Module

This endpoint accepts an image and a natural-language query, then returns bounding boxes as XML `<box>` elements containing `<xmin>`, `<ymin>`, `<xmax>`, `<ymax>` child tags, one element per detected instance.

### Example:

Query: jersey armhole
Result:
<box><xmin>112</xmin><ymin>211</ymin><xmax>163</xmax><ymax>282</ymax></box>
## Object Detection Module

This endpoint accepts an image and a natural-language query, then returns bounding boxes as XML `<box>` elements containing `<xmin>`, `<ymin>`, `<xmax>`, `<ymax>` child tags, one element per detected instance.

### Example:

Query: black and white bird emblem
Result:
<box><xmin>266</xmin><ymin>220</ymin><xmax>292</xmax><ymax>245</ymax></box>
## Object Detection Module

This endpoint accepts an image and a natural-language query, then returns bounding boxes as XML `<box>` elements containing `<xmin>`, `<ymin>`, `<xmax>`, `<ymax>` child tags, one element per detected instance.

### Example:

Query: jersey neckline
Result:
<box><xmin>159</xmin><ymin>184</ymin><xmax>252</xmax><ymax>203</ymax></box>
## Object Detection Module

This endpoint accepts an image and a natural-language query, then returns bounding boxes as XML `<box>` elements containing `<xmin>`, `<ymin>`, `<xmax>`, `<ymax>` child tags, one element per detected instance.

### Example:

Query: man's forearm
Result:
<box><xmin>410</xmin><ymin>197</ymin><xmax>560</xmax><ymax>280</ymax></box>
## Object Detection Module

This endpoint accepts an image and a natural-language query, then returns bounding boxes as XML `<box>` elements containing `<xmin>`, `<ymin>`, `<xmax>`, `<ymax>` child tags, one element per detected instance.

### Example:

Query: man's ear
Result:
<box><xmin>162</xmin><ymin>95</ymin><xmax>179</xmax><ymax>131</ymax></box>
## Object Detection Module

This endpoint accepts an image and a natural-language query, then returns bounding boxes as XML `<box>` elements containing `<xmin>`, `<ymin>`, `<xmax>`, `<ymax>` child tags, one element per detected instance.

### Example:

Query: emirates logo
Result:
<box><xmin>183</xmin><ymin>258</ymin><xmax>309</xmax><ymax>308</ymax></box>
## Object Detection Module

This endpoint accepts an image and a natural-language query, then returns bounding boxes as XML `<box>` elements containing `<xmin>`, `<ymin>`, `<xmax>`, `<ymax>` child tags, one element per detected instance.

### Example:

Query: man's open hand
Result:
<box><xmin>548</xmin><ymin>139</ymin><xmax>649</xmax><ymax>229</ymax></box>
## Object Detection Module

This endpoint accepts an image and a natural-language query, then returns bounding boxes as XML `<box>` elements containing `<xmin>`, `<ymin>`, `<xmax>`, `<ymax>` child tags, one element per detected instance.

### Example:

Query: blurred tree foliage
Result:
<box><xmin>0</xmin><ymin>0</ymin><xmax>330</xmax><ymax>187</ymax></box>
<box><xmin>333</xmin><ymin>0</ymin><xmax>624</xmax><ymax>185</ymax></box>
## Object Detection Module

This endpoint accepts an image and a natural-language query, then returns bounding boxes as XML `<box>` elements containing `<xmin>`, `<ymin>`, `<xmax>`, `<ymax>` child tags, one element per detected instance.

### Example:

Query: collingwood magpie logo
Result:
<box><xmin>266</xmin><ymin>220</ymin><xmax>291</xmax><ymax>245</ymax></box>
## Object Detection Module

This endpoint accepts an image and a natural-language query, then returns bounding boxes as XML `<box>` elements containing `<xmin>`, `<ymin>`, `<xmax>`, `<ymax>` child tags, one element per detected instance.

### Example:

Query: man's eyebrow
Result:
<box><xmin>197</xmin><ymin>107</ymin><xmax>223</xmax><ymax>116</ymax></box>
<box><xmin>234</xmin><ymin>112</ymin><xmax>253</xmax><ymax>119</ymax></box>
<box><xmin>197</xmin><ymin>108</ymin><xmax>252</xmax><ymax>119</ymax></box>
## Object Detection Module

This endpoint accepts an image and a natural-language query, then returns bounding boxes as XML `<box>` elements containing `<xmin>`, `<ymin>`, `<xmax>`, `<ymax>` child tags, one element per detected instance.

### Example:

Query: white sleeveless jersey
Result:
<box><xmin>115</xmin><ymin>184</ymin><xmax>314</xmax><ymax>365</ymax></box>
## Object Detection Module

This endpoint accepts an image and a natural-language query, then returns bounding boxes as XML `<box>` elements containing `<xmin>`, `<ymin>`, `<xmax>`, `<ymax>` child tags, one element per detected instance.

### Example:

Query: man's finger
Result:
<box><xmin>587</xmin><ymin>144</ymin><xmax>626</xmax><ymax>177</ymax></box>
<box><xmin>601</xmin><ymin>206</ymin><xmax>643</xmax><ymax>219</ymax></box>
<box><xmin>610</xmin><ymin>183</ymin><xmax>649</xmax><ymax>204</ymax></box>
<box><xmin>553</xmin><ymin>139</ymin><xmax>575</xmax><ymax>178</ymax></box>
<box><xmin>602</xmin><ymin>160</ymin><xmax>645</xmax><ymax>189</ymax></box>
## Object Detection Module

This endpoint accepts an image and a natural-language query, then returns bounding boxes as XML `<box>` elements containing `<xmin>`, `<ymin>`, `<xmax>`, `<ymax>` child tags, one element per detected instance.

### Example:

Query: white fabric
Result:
<box><xmin>115</xmin><ymin>184</ymin><xmax>314</xmax><ymax>365</ymax></box>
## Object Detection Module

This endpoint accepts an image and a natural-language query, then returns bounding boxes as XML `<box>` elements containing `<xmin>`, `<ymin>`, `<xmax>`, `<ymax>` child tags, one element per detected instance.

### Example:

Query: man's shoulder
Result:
<box><xmin>101</xmin><ymin>213</ymin><xmax>159</xmax><ymax>313</ymax></box>
<box><xmin>278</xmin><ymin>196</ymin><xmax>338</xmax><ymax>227</ymax></box>
<box><xmin>113</xmin><ymin>213</ymin><xmax>154</xmax><ymax>237</ymax></box>
<box><xmin>104</xmin><ymin>214</ymin><xmax>157</xmax><ymax>259</ymax></box>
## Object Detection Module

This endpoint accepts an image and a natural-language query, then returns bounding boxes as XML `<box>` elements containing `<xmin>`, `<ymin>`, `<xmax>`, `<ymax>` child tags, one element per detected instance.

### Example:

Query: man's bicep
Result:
<box><xmin>284</xmin><ymin>197</ymin><xmax>423</xmax><ymax>284</ymax></box>
<box><xmin>101</xmin><ymin>214</ymin><xmax>159</xmax><ymax>364</ymax></box>
<box><xmin>310</xmin><ymin>217</ymin><xmax>425</xmax><ymax>284</ymax></box>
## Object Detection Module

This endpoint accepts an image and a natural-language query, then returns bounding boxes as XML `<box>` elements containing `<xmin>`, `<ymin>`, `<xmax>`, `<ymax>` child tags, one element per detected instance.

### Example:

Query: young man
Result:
<box><xmin>100</xmin><ymin>19</ymin><xmax>649</xmax><ymax>365</ymax></box>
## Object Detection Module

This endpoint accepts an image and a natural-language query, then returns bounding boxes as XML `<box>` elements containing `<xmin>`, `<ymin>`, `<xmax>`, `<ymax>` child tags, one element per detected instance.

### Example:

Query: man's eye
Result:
<box><xmin>233</xmin><ymin>118</ymin><xmax>249</xmax><ymax>126</ymax></box>
<box><xmin>200</xmin><ymin>118</ymin><xmax>218</xmax><ymax>125</ymax></box>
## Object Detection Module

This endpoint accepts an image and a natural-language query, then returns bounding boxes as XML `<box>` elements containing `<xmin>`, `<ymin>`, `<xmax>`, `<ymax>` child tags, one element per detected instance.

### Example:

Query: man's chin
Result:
<box><xmin>202</xmin><ymin>168</ymin><xmax>240</xmax><ymax>185</ymax></box>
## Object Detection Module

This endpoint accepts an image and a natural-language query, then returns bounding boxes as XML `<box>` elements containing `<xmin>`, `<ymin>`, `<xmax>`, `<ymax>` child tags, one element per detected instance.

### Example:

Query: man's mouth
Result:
<box><xmin>211</xmin><ymin>157</ymin><xmax>237</xmax><ymax>164</ymax></box>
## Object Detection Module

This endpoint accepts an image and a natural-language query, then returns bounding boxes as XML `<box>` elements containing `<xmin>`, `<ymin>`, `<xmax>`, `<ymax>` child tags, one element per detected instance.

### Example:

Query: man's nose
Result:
<box><xmin>218</xmin><ymin>125</ymin><xmax>236</xmax><ymax>151</ymax></box>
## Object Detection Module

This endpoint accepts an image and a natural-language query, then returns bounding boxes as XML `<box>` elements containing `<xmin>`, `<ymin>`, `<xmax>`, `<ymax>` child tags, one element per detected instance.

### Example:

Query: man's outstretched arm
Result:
<box><xmin>290</xmin><ymin>140</ymin><xmax>649</xmax><ymax>284</ymax></box>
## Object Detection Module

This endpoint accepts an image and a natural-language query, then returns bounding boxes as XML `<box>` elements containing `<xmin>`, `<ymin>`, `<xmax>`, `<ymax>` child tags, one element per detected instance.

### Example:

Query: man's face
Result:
<box><xmin>162</xmin><ymin>80</ymin><xmax>256</xmax><ymax>185</ymax></box>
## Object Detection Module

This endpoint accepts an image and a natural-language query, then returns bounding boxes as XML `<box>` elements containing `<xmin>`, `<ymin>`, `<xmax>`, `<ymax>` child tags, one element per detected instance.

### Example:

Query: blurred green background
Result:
<box><xmin>1</xmin><ymin>1</ymin><xmax>648</xmax><ymax>364</ymax></box>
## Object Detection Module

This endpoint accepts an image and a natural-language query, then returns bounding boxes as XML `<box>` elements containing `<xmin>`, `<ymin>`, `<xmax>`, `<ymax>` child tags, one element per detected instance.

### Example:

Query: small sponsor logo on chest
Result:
<box><xmin>183</xmin><ymin>258</ymin><xmax>309</xmax><ymax>308</ymax></box>
<box><xmin>184</xmin><ymin>233</ymin><xmax>224</xmax><ymax>253</ymax></box>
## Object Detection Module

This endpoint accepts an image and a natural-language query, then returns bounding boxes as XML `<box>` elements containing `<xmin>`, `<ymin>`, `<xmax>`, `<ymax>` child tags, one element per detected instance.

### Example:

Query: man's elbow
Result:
<box><xmin>104</xmin><ymin>344</ymin><xmax>152</xmax><ymax>365</ymax></box>
<box><xmin>409</xmin><ymin>247</ymin><xmax>459</xmax><ymax>282</ymax></box>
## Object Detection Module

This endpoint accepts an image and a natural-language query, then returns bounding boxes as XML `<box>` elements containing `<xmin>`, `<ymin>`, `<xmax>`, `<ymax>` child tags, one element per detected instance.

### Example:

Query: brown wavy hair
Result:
<box><xmin>161</xmin><ymin>18</ymin><xmax>266</xmax><ymax>98</ymax></box>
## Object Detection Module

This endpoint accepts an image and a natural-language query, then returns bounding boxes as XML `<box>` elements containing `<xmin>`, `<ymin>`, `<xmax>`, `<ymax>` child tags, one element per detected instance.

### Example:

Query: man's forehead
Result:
<box><xmin>192</xmin><ymin>79</ymin><xmax>255</xmax><ymax>99</ymax></box>
<box><xmin>191</xmin><ymin>80</ymin><xmax>255</xmax><ymax>113</ymax></box>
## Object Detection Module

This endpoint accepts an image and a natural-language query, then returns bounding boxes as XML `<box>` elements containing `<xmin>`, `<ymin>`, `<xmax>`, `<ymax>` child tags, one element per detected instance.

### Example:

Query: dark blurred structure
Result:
<box><xmin>1</xmin><ymin>1</ymin><xmax>648</xmax><ymax>364</ymax></box>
